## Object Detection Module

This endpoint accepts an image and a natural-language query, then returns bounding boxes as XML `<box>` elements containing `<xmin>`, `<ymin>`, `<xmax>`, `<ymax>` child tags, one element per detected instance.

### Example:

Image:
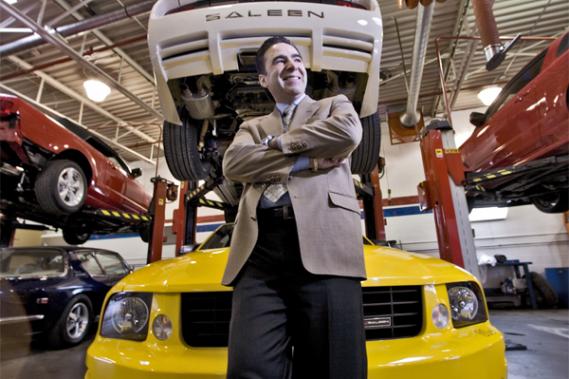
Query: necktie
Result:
<box><xmin>263</xmin><ymin>104</ymin><xmax>297</xmax><ymax>204</ymax></box>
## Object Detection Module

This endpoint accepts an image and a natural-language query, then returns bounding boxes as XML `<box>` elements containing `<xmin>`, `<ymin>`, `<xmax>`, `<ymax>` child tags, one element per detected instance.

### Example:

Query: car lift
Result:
<box><xmin>146</xmin><ymin>176</ymin><xmax>178</xmax><ymax>263</ymax></box>
<box><xmin>418</xmin><ymin>119</ymin><xmax>480</xmax><ymax>279</ymax></box>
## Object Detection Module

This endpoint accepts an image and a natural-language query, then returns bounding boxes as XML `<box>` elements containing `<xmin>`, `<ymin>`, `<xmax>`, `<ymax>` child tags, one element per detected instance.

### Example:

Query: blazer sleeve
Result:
<box><xmin>278</xmin><ymin>94</ymin><xmax>363</xmax><ymax>159</ymax></box>
<box><xmin>222</xmin><ymin>121</ymin><xmax>296</xmax><ymax>184</ymax></box>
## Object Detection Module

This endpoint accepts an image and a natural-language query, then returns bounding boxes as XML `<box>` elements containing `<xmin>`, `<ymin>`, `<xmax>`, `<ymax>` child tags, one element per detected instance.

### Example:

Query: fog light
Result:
<box><xmin>152</xmin><ymin>314</ymin><xmax>172</xmax><ymax>340</ymax></box>
<box><xmin>432</xmin><ymin>303</ymin><xmax>449</xmax><ymax>329</ymax></box>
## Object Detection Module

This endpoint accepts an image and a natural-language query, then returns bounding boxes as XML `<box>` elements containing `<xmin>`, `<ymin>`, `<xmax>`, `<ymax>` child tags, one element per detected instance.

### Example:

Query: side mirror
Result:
<box><xmin>131</xmin><ymin>168</ymin><xmax>142</xmax><ymax>178</ymax></box>
<box><xmin>469</xmin><ymin>112</ymin><xmax>487</xmax><ymax>128</ymax></box>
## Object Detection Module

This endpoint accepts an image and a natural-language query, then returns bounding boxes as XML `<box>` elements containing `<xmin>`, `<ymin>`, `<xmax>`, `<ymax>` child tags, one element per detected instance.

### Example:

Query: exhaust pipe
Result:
<box><xmin>400</xmin><ymin>2</ymin><xmax>435</xmax><ymax>128</ymax></box>
<box><xmin>181</xmin><ymin>77</ymin><xmax>215</xmax><ymax>120</ymax></box>
<box><xmin>472</xmin><ymin>0</ymin><xmax>520</xmax><ymax>71</ymax></box>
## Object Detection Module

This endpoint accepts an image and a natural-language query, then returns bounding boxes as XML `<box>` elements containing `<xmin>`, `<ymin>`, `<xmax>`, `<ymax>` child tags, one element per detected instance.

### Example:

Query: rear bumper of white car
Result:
<box><xmin>148</xmin><ymin>1</ymin><xmax>383</xmax><ymax>123</ymax></box>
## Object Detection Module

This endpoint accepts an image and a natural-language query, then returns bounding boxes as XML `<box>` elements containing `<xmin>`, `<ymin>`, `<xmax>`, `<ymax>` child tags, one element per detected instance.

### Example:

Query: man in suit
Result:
<box><xmin>222</xmin><ymin>36</ymin><xmax>367</xmax><ymax>379</ymax></box>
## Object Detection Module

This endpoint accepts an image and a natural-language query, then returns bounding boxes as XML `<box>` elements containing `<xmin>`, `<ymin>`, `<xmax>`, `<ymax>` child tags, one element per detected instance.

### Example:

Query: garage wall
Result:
<box><xmin>41</xmin><ymin>108</ymin><xmax>569</xmax><ymax>275</ymax></box>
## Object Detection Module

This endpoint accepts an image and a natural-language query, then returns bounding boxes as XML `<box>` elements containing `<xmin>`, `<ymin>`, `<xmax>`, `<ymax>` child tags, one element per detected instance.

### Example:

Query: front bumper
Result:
<box><xmin>86</xmin><ymin>321</ymin><xmax>506</xmax><ymax>379</ymax></box>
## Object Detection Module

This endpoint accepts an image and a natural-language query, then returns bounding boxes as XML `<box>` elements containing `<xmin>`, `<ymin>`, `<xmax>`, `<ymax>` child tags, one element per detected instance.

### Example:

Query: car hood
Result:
<box><xmin>112</xmin><ymin>246</ymin><xmax>476</xmax><ymax>293</ymax></box>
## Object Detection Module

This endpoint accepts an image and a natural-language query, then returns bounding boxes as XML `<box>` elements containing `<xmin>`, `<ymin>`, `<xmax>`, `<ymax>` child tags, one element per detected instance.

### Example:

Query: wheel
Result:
<box><xmin>35</xmin><ymin>159</ymin><xmax>87</xmax><ymax>215</ymax></box>
<box><xmin>532</xmin><ymin>190</ymin><xmax>569</xmax><ymax>213</ymax></box>
<box><xmin>47</xmin><ymin>295</ymin><xmax>92</xmax><ymax>348</ymax></box>
<box><xmin>163</xmin><ymin>119</ymin><xmax>212</xmax><ymax>181</ymax></box>
<box><xmin>62</xmin><ymin>226</ymin><xmax>91</xmax><ymax>245</ymax></box>
<box><xmin>351</xmin><ymin>112</ymin><xmax>381</xmax><ymax>175</ymax></box>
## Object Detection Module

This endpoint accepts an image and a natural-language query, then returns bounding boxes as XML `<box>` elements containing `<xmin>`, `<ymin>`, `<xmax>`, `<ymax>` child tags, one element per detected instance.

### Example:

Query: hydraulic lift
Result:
<box><xmin>417</xmin><ymin>119</ymin><xmax>480</xmax><ymax>279</ymax></box>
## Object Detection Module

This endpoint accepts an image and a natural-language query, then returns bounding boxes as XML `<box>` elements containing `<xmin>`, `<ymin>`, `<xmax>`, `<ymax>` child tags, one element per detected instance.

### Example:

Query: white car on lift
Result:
<box><xmin>147</xmin><ymin>0</ymin><xmax>383</xmax><ymax>195</ymax></box>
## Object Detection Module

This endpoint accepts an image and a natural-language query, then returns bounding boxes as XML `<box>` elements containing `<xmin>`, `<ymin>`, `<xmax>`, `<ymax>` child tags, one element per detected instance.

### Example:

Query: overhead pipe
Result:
<box><xmin>471</xmin><ymin>0</ymin><xmax>520</xmax><ymax>71</ymax></box>
<box><xmin>0</xmin><ymin>2</ymin><xmax>162</xmax><ymax>120</ymax></box>
<box><xmin>0</xmin><ymin>34</ymin><xmax>147</xmax><ymax>82</ymax></box>
<box><xmin>400</xmin><ymin>1</ymin><xmax>435</xmax><ymax>128</ymax></box>
<box><xmin>0</xmin><ymin>0</ymin><xmax>154</xmax><ymax>56</ymax></box>
<box><xmin>53</xmin><ymin>0</ymin><xmax>155</xmax><ymax>86</ymax></box>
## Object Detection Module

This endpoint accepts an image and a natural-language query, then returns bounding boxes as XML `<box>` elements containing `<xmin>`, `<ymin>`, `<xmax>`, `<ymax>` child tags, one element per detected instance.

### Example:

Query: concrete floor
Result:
<box><xmin>1</xmin><ymin>309</ymin><xmax>567</xmax><ymax>379</ymax></box>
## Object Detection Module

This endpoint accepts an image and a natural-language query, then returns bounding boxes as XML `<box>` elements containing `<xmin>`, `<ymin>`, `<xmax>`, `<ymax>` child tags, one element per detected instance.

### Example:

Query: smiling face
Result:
<box><xmin>258</xmin><ymin>42</ymin><xmax>307</xmax><ymax>104</ymax></box>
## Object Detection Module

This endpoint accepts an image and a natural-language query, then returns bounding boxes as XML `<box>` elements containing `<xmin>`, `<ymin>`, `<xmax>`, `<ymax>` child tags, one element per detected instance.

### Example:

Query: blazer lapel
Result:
<box><xmin>289</xmin><ymin>95</ymin><xmax>319</xmax><ymax>131</ymax></box>
<box><xmin>259</xmin><ymin>108</ymin><xmax>283</xmax><ymax>137</ymax></box>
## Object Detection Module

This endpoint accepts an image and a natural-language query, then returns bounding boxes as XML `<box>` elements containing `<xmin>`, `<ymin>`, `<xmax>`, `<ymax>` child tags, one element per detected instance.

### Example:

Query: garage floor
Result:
<box><xmin>1</xmin><ymin>309</ymin><xmax>567</xmax><ymax>379</ymax></box>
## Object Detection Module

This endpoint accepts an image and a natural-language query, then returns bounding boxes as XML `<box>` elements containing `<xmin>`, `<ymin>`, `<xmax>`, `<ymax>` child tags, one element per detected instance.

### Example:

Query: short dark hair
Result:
<box><xmin>255</xmin><ymin>36</ymin><xmax>301</xmax><ymax>74</ymax></box>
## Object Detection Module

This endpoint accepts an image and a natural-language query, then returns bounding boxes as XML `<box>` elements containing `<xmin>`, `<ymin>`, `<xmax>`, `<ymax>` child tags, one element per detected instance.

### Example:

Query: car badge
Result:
<box><xmin>364</xmin><ymin>316</ymin><xmax>392</xmax><ymax>329</ymax></box>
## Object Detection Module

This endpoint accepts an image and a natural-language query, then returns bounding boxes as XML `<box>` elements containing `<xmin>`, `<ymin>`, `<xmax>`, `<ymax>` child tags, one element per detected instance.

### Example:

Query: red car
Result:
<box><xmin>461</xmin><ymin>33</ymin><xmax>569</xmax><ymax>213</ymax></box>
<box><xmin>0</xmin><ymin>94</ymin><xmax>151</xmax><ymax>244</ymax></box>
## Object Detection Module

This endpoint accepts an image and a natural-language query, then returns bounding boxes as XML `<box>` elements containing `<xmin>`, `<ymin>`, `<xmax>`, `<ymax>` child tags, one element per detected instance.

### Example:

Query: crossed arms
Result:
<box><xmin>223</xmin><ymin>95</ymin><xmax>362</xmax><ymax>184</ymax></box>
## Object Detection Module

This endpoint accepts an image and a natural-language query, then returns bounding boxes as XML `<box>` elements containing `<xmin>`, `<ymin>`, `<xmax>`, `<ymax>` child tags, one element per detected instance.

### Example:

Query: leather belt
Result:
<box><xmin>257</xmin><ymin>205</ymin><xmax>295</xmax><ymax>220</ymax></box>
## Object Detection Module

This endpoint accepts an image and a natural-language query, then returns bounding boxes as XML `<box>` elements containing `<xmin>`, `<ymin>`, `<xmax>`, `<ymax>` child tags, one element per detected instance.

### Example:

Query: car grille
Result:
<box><xmin>181</xmin><ymin>286</ymin><xmax>423</xmax><ymax>347</ymax></box>
<box><xmin>362</xmin><ymin>286</ymin><xmax>423</xmax><ymax>340</ymax></box>
<box><xmin>181</xmin><ymin>292</ymin><xmax>233</xmax><ymax>347</ymax></box>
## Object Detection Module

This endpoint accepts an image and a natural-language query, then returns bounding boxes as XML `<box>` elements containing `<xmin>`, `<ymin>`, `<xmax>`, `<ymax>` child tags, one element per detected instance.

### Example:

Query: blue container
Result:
<box><xmin>545</xmin><ymin>267</ymin><xmax>569</xmax><ymax>308</ymax></box>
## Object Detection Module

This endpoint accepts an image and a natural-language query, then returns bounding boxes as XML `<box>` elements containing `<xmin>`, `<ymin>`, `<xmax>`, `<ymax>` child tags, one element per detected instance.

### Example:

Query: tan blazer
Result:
<box><xmin>222</xmin><ymin>94</ymin><xmax>365</xmax><ymax>285</ymax></box>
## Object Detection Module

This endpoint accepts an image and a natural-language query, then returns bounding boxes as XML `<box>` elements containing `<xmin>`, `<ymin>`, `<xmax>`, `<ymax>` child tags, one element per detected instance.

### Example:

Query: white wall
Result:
<box><xmin>42</xmin><ymin>107</ymin><xmax>568</xmax><ymax>275</ymax></box>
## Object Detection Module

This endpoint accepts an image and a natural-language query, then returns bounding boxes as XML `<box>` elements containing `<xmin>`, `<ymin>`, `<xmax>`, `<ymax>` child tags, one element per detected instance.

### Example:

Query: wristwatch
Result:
<box><xmin>261</xmin><ymin>134</ymin><xmax>274</xmax><ymax>147</ymax></box>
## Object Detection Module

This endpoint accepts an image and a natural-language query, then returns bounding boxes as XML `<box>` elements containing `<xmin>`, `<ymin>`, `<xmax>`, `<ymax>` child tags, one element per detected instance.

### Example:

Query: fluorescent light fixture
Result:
<box><xmin>477</xmin><ymin>86</ymin><xmax>502</xmax><ymax>106</ymax></box>
<box><xmin>83</xmin><ymin>79</ymin><xmax>111</xmax><ymax>102</ymax></box>
<box><xmin>2</xmin><ymin>0</ymin><xmax>18</xmax><ymax>4</ymax></box>
<box><xmin>469</xmin><ymin>207</ymin><xmax>508</xmax><ymax>222</ymax></box>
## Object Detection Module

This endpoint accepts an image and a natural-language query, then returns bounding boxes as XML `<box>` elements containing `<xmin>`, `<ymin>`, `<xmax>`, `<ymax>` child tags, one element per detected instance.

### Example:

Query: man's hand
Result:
<box><xmin>311</xmin><ymin>157</ymin><xmax>345</xmax><ymax>171</ymax></box>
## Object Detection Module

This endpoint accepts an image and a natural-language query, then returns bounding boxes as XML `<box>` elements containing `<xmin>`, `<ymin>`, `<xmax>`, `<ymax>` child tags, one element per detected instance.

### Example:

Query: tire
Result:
<box><xmin>532</xmin><ymin>190</ymin><xmax>569</xmax><ymax>213</ymax></box>
<box><xmin>47</xmin><ymin>295</ymin><xmax>92</xmax><ymax>348</ymax></box>
<box><xmin>163</xmin><ymin>120</ymin><xmax>211</xmax><ymax>181</ymax></box>
<box><xmin>529</xmin><ymin>271</ymin><xmax>558</xmax><ymax>308</ymax></box>
<box><xmin>62</xmin><ymin>226</ymin><xmax>91</xmax><ymax>245</ymax></box>
<box><xmin>351</xmin><ymin>112</ymin><xmax>381</xmax><ymax>175</ymax></box>
<box><xmin>35</xmin><ymin>159</ymin><xmax>87</xmax><ymax>215</ymax></box>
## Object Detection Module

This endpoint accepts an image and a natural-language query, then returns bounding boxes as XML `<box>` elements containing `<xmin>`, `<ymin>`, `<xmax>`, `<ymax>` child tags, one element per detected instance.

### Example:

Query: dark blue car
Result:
<box><xmin>0</xmin><ymin>246</ymin><xmax>131</xmax><ymax>348</ymax></box>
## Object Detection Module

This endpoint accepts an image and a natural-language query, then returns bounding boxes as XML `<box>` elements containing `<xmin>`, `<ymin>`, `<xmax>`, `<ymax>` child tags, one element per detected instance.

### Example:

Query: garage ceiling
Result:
<box><xmin>1</xmin><ymin>0</ymin><xmax>567</xmax><ymax>164</ymax></box>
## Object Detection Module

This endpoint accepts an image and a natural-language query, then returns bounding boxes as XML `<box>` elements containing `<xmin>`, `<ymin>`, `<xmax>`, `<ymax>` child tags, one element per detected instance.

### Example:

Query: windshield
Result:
<box><xmin>200</xmin><ymin>224</ymin><xmax>234</xmax><ymax>250</ymax></box>
<box><xmin>0</xmin><ymin>249</ymin><xmax>65</xmax><ymax>278</ymax></box>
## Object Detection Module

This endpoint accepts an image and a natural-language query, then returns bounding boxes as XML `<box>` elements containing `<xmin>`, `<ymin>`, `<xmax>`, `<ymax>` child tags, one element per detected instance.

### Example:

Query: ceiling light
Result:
<box><xmin>2</xmin><ymin>0</ymin><xmax>18</xmax><ymax>4</ymax></box>
<box><xmin>477</xmin><ymin>86</ymin><xmax>502</xmax><ymax>106</ymax></box>
<box><xmin>83</xmin><ymin>79</ymin><xmax>111</xmax><ymax>102</ymax></box>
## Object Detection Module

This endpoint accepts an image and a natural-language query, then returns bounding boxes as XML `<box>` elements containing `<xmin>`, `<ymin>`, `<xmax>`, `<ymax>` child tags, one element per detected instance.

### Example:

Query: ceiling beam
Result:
<box><xmin>52</xmin><ymin>0</ymin><xmax>156</xmax><ymax>86</ymax></box>
<box><xmin>0</xmin><ymin>1</ymin><xmax>162</xmax><ymax>120</ymax></box>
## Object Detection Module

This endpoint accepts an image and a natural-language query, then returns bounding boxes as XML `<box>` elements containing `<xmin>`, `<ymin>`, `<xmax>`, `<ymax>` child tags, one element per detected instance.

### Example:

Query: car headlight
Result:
<box><xmin>446</xmin><ymin>282</ymin><xmax>488</xmax><ymax>328</ymax></box>
<box><xmin>100</xmin><ymin>292</ymin><xmax>152</xmax><ymax>341</ymax></box>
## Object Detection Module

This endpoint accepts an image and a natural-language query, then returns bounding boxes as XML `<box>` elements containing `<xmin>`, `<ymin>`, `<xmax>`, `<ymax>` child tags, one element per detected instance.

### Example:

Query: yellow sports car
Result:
<box><xmin>85</xmin><ymin>224</ymin><xmax>507</xmax><ymax>379</ymax></box>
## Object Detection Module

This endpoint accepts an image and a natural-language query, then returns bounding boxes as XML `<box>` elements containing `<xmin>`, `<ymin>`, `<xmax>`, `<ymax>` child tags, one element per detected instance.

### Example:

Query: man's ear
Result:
<box><xmin>258</xmin><ymin>74</ymin><xmax>268</xmax><ymax>88</ymax></box>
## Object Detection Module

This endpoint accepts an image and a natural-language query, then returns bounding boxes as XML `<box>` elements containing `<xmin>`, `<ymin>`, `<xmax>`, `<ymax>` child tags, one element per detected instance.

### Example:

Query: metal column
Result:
<box><xmin>419</xmin><ymin>119</ymin><xmax>480</xmax><ymax>279</ymax></box>
<box><xmin>361</xmin><ymin>167</ymin><xmax>386</xmax><ymax>242</ymax></box>
<box><xmin>173</xmin><ymin>181</ymin><xmax>198</xmax><ymax>256</ymax></box>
